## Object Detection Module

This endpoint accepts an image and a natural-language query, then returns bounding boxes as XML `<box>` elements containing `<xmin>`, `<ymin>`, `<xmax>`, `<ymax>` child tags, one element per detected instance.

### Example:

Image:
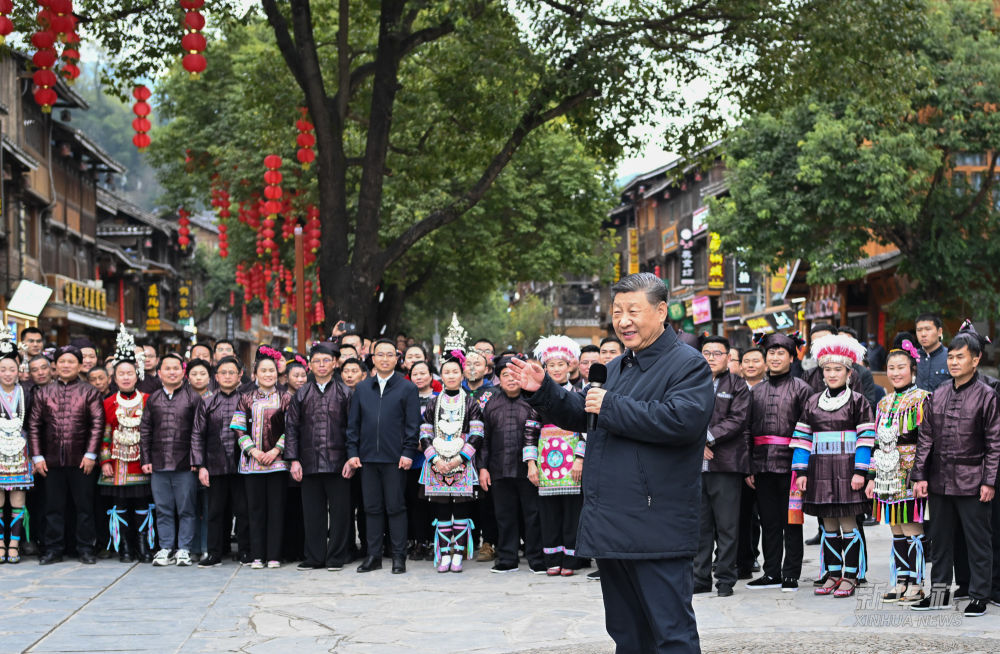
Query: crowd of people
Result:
<box><xmin>697</xmin><ymin>315</ymin><xmax>1000</xmax><ymax>618</ymax></box>
<box><xmin>0</xmin><ymin>317</ymin><xmax>625</xmax><ymax>580</ymax></box>
<box><xmin>0</xmin><ymin>309</ymin><xmax>998</xmax><ymax>621</ymax></box>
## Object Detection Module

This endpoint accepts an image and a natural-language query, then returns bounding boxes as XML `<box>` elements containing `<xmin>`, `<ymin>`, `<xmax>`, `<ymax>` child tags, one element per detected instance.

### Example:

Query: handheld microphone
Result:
<box><xmin>586</xmin><ymin>363</ymin><xmax>608</xmax><ymax>435</ymax></box>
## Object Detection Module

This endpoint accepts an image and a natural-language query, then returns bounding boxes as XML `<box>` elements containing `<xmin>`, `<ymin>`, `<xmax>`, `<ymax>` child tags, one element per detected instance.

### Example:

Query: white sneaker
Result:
<box><xmin>251</xmin><ymin>559</ymin><xmax>265</xmax><ymax>569</ymax></box>
<box><xmin>152</xmin><ymin>549</ymin><xmax>175</xmax><ymax>566</ymax></box>
<box><xmin>175</xmin><ymin>549</ymin><xmax>192</xmax><ymax>566</ymax></box>
<box><xmin>267</xmin><ymin>560</ymin><xmax>280</xmax><ymax>568</ymax></box>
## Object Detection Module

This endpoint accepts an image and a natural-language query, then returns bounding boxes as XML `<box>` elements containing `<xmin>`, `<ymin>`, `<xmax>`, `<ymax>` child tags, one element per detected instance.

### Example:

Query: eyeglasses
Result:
<box><xmin>373</xmin><ymin>353</ymin><xmax>397</xmax><ymax>359</ymax></box>
<box><xmin>702</xmin><ymin>351</ymin><xmax>728</xmax><ymax>359</ymax></box>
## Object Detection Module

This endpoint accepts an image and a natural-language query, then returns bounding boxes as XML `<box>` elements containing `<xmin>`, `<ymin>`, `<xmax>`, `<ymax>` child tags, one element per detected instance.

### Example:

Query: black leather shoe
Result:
<box><xmin>391</xmin><ymin>556</ymin><xmax>406</xmax><ymax>574</ymax></box>
<box><xmin>717</xmin><ymin>586</ymin><xmax>734</xmax><ymax>597</ymax></box>
<box><xmin>356</xmin><ymin>555</ymin><xmax>382</xmax><ymax>572</ymax></box>
<box><xmin>39</xmin><ymin>551</ymin><xmax>64</xmax><ymax>565</ymax></box>
<box><xmin>79</xmin><ymin>552</ymin><xmax>97</xmax><ymax>564</ymax></box>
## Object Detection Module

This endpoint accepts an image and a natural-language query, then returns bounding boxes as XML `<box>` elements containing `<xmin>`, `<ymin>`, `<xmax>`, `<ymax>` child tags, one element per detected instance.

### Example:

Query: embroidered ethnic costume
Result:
<box><xmin>790</xmin><ymin>334</ymin><xmax>874</xmax><ymax>594</ymax></box>
<box><xmin>98</xmin><ymin>324</ymin><xmax>155</xmax><ymax>561</ymax></box>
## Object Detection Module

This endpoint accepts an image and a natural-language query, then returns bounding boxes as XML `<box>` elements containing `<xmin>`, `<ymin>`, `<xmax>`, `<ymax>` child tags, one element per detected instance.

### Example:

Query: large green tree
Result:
<box><xmin>707</xmin><ymin>0</ymin><xmax>1000</xmax><ymax>317</ymax></box>
<box><xmin>4</xmin><ymin>0</ymin><xmax>923</xmax><ymax>332</ymax></box>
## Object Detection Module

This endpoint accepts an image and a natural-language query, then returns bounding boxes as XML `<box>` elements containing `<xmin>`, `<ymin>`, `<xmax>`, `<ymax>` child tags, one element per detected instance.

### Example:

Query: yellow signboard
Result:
<box><xmin>62</xmin><ymin>282</ymin><xmax>107</xmax><ymax>313</ymax></box>
<box><xmin>628</xmin><ymin>228</ymin><xmax>639</xmax><ymax>275</ymax></box>
<box><xmin>708</xmin><ymin>232</ymin><xmax>725</xmax><ymax>290</ymax></box>
<box><xmin>146</xmin><ymin>284</ymin><xmax>161</xmax><ymax>332</ymax></box>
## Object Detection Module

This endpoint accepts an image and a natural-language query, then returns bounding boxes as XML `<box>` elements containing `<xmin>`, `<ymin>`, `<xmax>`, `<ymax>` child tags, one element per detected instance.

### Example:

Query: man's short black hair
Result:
<box><xmin>20</xmin><ymin>327</ymin><xmax>43</xmax><ymax>340</ymax></box>
<box><xmin>340</xmin><ymin>343</ymin><xmax>359</xmax><ymax>355</ymax></box>
<box><xmin>213</xmin><ymin>339</ymin><xmax>235</xmax><ymax>352</ymax></box>
<box><xmin>186</xmin><ymin>358</ymin><xmax>213</xmax><ymax>376</ymax></box>
<box><xmin>87</xmin><ymin>368</ymin><xmax>108</xmax><ymax>378</ymax></box>
<box><xmin>811</xmin><ymin>323</ymin><xmax>838</xmax><ymax>336</ymax></box>
<box><xmin>600</xmin><ymin>336</ymin><xmax>624</xmax><ymax>349</ymax></box>
<box><xmin>580</xmin><ymin>344</ymin><xmax>600</xmax><ymax>355</ymax></box>
<box><xmin>915</xmin><ymin>313</ymin><xmax>942</xmax><ymax>329</ymax></box>
<box><xmin>949</xmin><ymin>333</ymin><xmax>983</xmax><ymax>357</ymax></box>
<box><xmin>29</xmin><ymin>354</ymin><xmax>51</xmax><ymax>365</ymax></box>
<box><xmin>740</xmin><ymin>347</ymin><xmax>765</xmax><ymax>363</ymax></box>
<box><xmin>473</xmin><ymin>338</ymin><xmax>495</xmax><ymax>349</ymax></box>
<box><xmin>341</xmin><ymin>357</ymin><xmax>365</xmax><ymax>371</ymax></box>
<box><xmin>699</xmin><ymin>335</ymin><xmax>730</xmax><ymax>350</ymax></box>
<box><xmin>371</xmin><ymin>338</ymin><xmax>396</xmax><ymax>353</ymax></box>
<box><xmin>158</xmin><ymin>352</ymin><xmax>184</xmax><ymax>370</ymax></box>
<box><xmin>838</xmin><ymin>326</ymin><xmax>859</xmax><ymax>340</ymax></box>
<box><xmin>215</xmin><ymin>355</ymin><xmax>243</xmax><ymax>371</ymax></box>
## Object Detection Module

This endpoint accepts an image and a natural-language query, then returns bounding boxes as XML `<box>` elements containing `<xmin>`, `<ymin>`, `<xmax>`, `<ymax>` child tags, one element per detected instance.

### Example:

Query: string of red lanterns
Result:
<box><xmin>295</xmin><ymin>108</ymin><xmax>316</xmax><ymax>169</ymax></box>
<box><xmin>178</xmin><ymin>207</ymin><xmax>191</xmax><ymax>248</ymax></box>
<box><xmin>261</xmin><ymin>154</ymin><xmax>282</xmax><ymax>253</ymax></box>
<box><xmin>180</xmin><ymin>0</ymin><xmax>207</xmax><ymax>79</ymax></box>
<box><xmin>0</xmin><ymin>1</ymin><xmax>15</xmax><ymax>46</ymax></box>
<box><xmin>132</xmin><ymin>85</ymin><xmax>152</xmax><ymax>152</ymax></box>
<box><xmin>30</xmin><ymin>23</ymin><xmax>58</xmax><ymax>112</ymax></box>
<box><xmin>60</xmin><ymin>30</ymin><xmax>81</xmax><ymax>84</ymax></box>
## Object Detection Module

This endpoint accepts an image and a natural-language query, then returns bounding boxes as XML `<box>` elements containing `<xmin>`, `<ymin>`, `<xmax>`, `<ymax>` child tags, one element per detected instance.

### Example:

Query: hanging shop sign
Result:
<box><xmin>679</xmin><ymin>228</ymin><xmax>695</xmax><ymax>286</ymax></box>
<box><xmin>178</xmin><ymin>280</ymin><xmax>192</xmax><ymax>321</ymax></box>
<box><xmin>668</xmin><ymin>302</ymin><xmax>686</xmax><ymax>321</ymax></box>
<box><xmin>146</xmin><ymin>283</ymin><xmax>161</xmax><ymax>332</ymax></box>
<box><xmin>628</xmin><ymin>228</ymin><xmax>639</xmax><ymax>275</ymax></box>
<box><xmin>692</xmin><ymin>296</ymin><xmax>712</xmax><ymax>325</ymax></box>
<box><xmin>707</xmin><ymin>232</ymin><xmax>725</xmax><ymax>290</ymax></box>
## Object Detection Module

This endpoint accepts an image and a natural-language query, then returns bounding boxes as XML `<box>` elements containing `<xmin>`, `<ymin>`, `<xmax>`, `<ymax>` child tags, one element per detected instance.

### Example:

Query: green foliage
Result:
<box><xmin>11</xmin><ymin>0</ymin><xmax>926</xmax><ymax>331</ymax></box>
<box><xmin>707</xmin><ymin>0</ymin><xmax>1000</xmax><ymax>318</ymax></box>
<box><xmin>405</xmin><ymin>291</ymin><xmax>553</xmax><ymax>352</ymax></box>
<box><xmin>69</xmin><ymin>63</ymin><xmax>163</xmax><ymax>208</ymax></box>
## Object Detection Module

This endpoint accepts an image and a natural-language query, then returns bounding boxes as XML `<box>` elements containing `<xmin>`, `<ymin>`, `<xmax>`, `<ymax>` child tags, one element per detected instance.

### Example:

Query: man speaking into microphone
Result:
<box><xmin>510</xmin><ymin>273</ymin><xmax>714</xmax><ymax>654</ymax></box>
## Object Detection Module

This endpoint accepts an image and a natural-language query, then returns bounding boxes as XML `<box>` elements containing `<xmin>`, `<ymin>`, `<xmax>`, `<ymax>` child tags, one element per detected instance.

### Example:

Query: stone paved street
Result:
<box><xmin>3</xmin><ymin>527</ymin><xmax>1000</xmax><ymax>653</ymax></box>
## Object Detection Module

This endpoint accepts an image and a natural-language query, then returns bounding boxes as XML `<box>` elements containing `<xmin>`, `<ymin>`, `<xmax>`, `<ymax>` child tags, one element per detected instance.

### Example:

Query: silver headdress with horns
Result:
<box><xmin>113</xmin><ymin>323</ymin><xmax>145</xmax><ymax>380</ymax></box>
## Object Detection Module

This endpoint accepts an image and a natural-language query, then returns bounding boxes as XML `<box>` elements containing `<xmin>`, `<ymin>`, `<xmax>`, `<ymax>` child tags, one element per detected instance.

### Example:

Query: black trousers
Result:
<box><xmin>350</xmin><ymin>474</ymin><xmax>367</xmax><ymax>555</ymax></box>
<box><xmin>243</xmin><ymin>473</ymin><xmax>287</xmax><ymax>562</ymax></box>
<box><xmin>44</xmin><ymin>466</ymin><xmax>97</xmax><ymax>556</ymax></box>
<box><xmin>405</xmin><ymin>468</ymin><xmax>431</xmax><ymax>543</ymax></box>
<box><xmin>927</xmin><ymin>493</ymin><xmax>993</xmax><ymax>601</ymax></box>
<box><xmin>600</xmin><ymin>557</ymin><xmax>699</xmax><ymax>654</ymax></box>
<box><xmin>26</xmin><ymin>478</ymin><xmax>46</xmax><ymax>552</ymax></box>
<box><xmin>492</xmin><ymin>477</ymin><xmax>544</xmax><ymax>568</ymax></box>
<box><xmin>429</xmin><ymin>500</ymin><xmax>473</xmax><ymax>523</ymax></box>
<box><xmin>205</xmin><ymin>473</ymin><xmax>249</xmax><ymax>559</ymax></box>
<box><xmin>301</xmin><ymin>473</ymin><xmax>352</xmax><ymax>567</ymax></box>
<box><xmin>361</xmin><ymin>462</ymin><xmax>407</xmax><ymax>557</ymax></box>
<box><xmin>283</xmin><ymin>484</ymin><xmax>305</xmax><ymax>561</ymax></box>
<box><xmin>755</xmin><ymin>472</ymin><xmax>803</xmax><ymax>580</ymax></box>
<box><xmin>474</xmin><ymin>487</ymin><xmax>499</xmax><ymax>546</ymax></box>
<box><xmin>694</xmin><ymin>472</ymin><xmax>742</xmax><ymax>589</ymax></box>
<box><xmin>991</xmin><ymin>495</ymin><xmax>1000</xmax><ymax>602</ymax></box>
<box><xmin>736</xmin><ymin>482</ymin><xmax>760</xmax><ymax>573</ymax></box>
<box><xmin>538</xmin><ymin>492</ymin><xmax>583</xmax><ymax>570</ymax></box>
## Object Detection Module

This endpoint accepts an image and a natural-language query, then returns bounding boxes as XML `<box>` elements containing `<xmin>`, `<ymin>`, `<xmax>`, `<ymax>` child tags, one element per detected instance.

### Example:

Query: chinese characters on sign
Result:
<box><xmin>628</xmin><ymin>228</ymin><xmax>639</xmax><ymax>275</ymax></box>
<box><xmin>707</xmin><ymin>232</ymin><xmax>725</xmax><ymax>290</ymax></box>
<box><xmin>692</xmin><ymin>205</ymin><xmax>709</xmax><ymax>235</ymax></box>
<box><xmin>61</xmin><ymin>281</ymin><xmax>107</xmax><ymax>313</ymax></box>
<box><xmin>146</xmin><ymin>284</ymin><xmax>160</xmax><ymax>332</ymax></box>
<box><xmin>178</xmin><ymin>281</ymin><xmax>192</xmax><ymax>321</ymax></box>
<box><xmin>679</xmin><ymin>228</ymin><xmax>695</xmax><ymax>286</ymax></box>
<box><xmin>692</xmin><ymin>296</ymin><xmax>712</xmax><ymax>325</ymax></box>
<box><xmin>734</xmin><ymin>259</ymin><xmax>754</xmax><ymax>294</ymax></box>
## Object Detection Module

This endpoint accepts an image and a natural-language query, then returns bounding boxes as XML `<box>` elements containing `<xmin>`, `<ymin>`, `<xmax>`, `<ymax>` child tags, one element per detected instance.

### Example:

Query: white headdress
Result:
<box><xmin>443</xmin><ymin>313</ymin><xmax>468</xmax><ymax>354</ymax></box>
<box><xmin>0</xmin><ymin>324</ymin><xmax>17</xmax><ymax>361</ymax></box>
<box><xmin>113</xmin><ymin>323</ymin><xmax>145</xmax><ymax>380</ymax></box>
<box><xmin>533</xmin><ymin>335</ymin><xmax>581</xmax><ymax>365</ymax></box>
<box><xmin>810</xmin><ymin>334</ymin><xmax>865</xmax><ymax>369</ymax></box>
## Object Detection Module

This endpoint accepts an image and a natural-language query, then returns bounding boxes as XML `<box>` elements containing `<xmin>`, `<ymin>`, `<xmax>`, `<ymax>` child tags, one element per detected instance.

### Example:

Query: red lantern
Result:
<box><xmin>295</xmin><ymin>108</ymin><xmax>316</xmax><ymax>169</ymax></box>
<box><xmin>60</xmin><ymin>31</ymin><xmax>82</xmax><ymax>84</ymax></box>
<box><xmin>180</xmin><ymin>0</ymin><xmax>207</xmax><ymax>79</ymax></box>
<box><xmin>178</xmin><ymin>208</ymin><xmax>191</xmax><ymax>249</ymax></box>
<box><xmin>132</xmin><ymin>85</ymin><xmax>152</xmax><ymax>152</ymax></box>
<box><xmin>47</xmin><ymin>0</ymin><xmax>75</xmax><ymax>39</ymax></box>
<box><xmin>0</xmin><ymin>1</ymin><xmax>14</xmax><ymax>47</ymax></box>
<box><xmin>31</xmin><ymin>27</ymin><xmax>58</xmax><ymax>113</ymax></box>
<box><xmin>261</xmin><ymin>155</ymin><xmax>282</xmax><ymax>253</ymax></box>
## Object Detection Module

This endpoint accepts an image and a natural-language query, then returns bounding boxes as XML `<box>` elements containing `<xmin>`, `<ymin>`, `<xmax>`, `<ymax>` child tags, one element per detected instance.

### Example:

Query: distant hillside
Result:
<box><xmin>70</xmin><ymin>64</ymin><xmax>164</xmax><ymax>211</ymax></box>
